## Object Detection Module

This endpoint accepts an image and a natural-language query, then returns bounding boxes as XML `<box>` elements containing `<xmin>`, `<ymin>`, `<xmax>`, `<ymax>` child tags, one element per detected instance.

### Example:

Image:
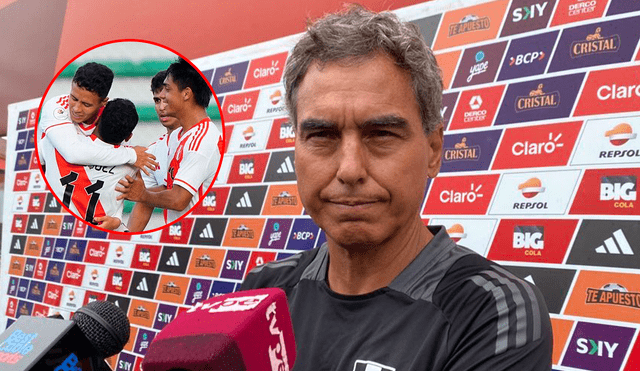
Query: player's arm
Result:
<box><xmin>126</xmin><ymin>185</ymin><xmax>166</xmax><ymax>232</ymax></box>
<box><xmin>93</xmin><ymin>215</ymin><xmax>124</xmax><ymax>231</ymax></box>
<box><xmin>44</xmin><ymin>124</ymin><xmax>158</xmax><ymax>176</ymax></box>
<box><xmin>117</xmin><ymin>175</ymin><xmax>192</xmax><ymax>211</ymax></box>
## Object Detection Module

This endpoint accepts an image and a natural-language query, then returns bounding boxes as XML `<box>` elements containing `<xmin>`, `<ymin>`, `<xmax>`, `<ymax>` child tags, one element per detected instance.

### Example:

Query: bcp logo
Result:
<box><xmin>575</xmin><ymin>64</ymin><xmax>640</xmax><ymax>117</ymax></box>
<box><xmin>221</xmin><ymin>90</ymin><xmax>260</xmax><ymax>122</ymax></box>
<box><xmin>571</xmin><ymin>169</ymin><xmax>640</xmax><ymax>215</ymax></box>
<box><xmin>423</xmin><ymin>174</ymin><xmax>499</xmax><ymax>215</ymax></box>
<box><xmin>449</xmin><ymin>85</ymin><xmax>504</xmax><ymax>130</ymax></box>
<box><xmin>492</xmin><ymin>121</ymin><xmax>581</xmax><ymax>169</ymax></box>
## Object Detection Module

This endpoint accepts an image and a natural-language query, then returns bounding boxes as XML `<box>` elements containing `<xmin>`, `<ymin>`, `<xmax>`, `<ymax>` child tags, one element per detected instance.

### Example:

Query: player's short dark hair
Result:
<box><xmin>72</xmin><ymin>62</ymin><xmax>114</xmax><ymax>100</ymax></box>
<box><xmin>151</xmin><ymin>70</ymin><xmax>168</xmax><ymax>94</ymax></box>
<box><xmin>166</xmin><ymin>58</ymin><xmax>211</xmax><ymax>108</ymax></box>
<box><xmin>99</xmin><ymin>99</ymin><xmax>139</xmax><ymax>145</ymax></box>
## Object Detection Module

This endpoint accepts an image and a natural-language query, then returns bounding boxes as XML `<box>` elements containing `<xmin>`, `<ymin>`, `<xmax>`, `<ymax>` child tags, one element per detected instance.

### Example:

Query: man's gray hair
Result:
<box><xmin>284</xmin><ymin>4</ymin><xmax>443</xmax><ymax>134</ymax></box>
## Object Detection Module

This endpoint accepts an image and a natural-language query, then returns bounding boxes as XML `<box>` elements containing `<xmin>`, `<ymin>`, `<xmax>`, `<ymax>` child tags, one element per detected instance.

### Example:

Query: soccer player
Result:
<box><xmin>37</xmin><ymin>62</ymin><xmax>157</xmax><ymax>176</ymax></box>
<box><xmin>117</xmin><ymin>58</ymin><xmax>222</xmax><ymax>224</ymax></box>
<box><xmin>41</xmin><ymin>98</ymin><xmax>140</xmax><ymax>231</ymax></box>
<box><xmin>126</xmin><ymin>70</ymin><xmax>182</xmax><ymax>232</ymax></box>
<box><xmin>240</xmin><ymin>6</ymin><xmax>552</xmax><ymax>371</ymax></box>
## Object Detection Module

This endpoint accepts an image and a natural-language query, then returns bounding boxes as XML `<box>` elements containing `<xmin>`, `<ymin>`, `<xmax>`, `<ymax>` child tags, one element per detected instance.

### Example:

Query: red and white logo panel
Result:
<box><xmin>575</xmin><ymin>65</ymin><xmax>640</xmax><ymax>117</ymax></box>
<box><xmin>244</xmin><ymin>51</ymin><xmax>288</xmax><ymax>89</ymax></box>
<box><xmin>489</xmin><ymin>170</ymin><xmax>581</xmax><ymax>215</ymax></box>
<box><xmin>431</xmin><ymin>218</ymin><xmax>498</xmax><ymax>256</ymax></box>
<box><xmin>570</xmin><ymin>168</ymin><xmax>639</xmax><ymax>215</ymax></box>
<box><xmin>221</xmin><ymin>90</ymin><xmax>261</xmax><ymax>123</ymax></box>
<box><xmin>492</xmin><ymin>121</ymin><xmax>582</xmax><ymax>169</ymax></box>
<box><xmin>449</xmin><ymin>85</ymin><xmax>504</xmax><ymax>130</ymax></box>
<box><xmin>487</xmin><ymin>219</ymin><xmax>578</xmax><ymax>263</ymax></box>
<box><xmin>571</xmin><ymin>115</ymin><xmax>640</xmax><ymax>166</ymax></box>
<box><xmin>423</xmin><ymin>174</ymin><xmax>500</xmax><ymax>215</ymax></box>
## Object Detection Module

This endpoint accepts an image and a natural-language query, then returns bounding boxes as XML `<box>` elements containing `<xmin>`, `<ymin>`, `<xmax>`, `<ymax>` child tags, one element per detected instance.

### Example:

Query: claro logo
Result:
<box><xmin>597</xmin><ymin>84</ymin><xmax>640</xmax><ymax>101</ymax></box>
<box><xmin>440</xmin><ymin>183</ymin><xmax>483</xmax><ymax>203</ymax></box>
<box><xmin>512</xmin><ymin>132</ymin><xmax>564</xmax><ymax>156</ymax></box>
<box><xmin>228</xmin><ymin>98</ymin><xmax>253</xmax><ymax>114</ymax></box>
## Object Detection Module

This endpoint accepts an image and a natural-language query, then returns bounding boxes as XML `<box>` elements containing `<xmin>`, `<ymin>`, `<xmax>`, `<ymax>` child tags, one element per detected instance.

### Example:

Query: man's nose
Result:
<box><xmin>336</xmin><ymin>134</ymin><xmax>367</xmax><ymax>185</ymax></box>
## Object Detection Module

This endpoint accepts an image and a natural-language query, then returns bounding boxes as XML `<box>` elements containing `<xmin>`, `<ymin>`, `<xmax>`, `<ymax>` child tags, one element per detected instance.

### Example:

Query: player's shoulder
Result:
<box><xmin>240</xmin><ymin>247</ymin><xmax>324</xmax><ymax>291</ymax></box>
<box><xmin>40</xmin><ymin>94</ymin><xmax>71</xmax><ymax>129</ymax></box>
<box><xmin>185</xmin><ymin>119</ymin><xmax>222</xmax><ymax>154</ymax></box>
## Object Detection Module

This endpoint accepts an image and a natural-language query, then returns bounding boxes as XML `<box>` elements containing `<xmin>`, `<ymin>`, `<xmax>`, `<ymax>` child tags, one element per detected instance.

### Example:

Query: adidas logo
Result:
<box><xmin>277</xmin><ymin>156</ymin><xmax>295</xmax><ymax>174</ymax></box>
<box><xmin>166</xmin><ymin>251</ymin><xmax>180</xmax><ymax>266</ymax></box>
<box><xmin>595</xmin><ymin>229</ymin><xmax>633</xmax><ymax>255</ymax></box>
<box><xmin>236</xmin><ymin>192</ymin><xmax>252</xmax><ymax>208</ymax></box>
<box><xmin>524</xmin><ymin>275</ymin><xmax>535</xmax><ymax>285</ymax></box>
<box><xmin>49</xmin><ymin>199</ymin><xmax>58</xmax><ymax>208</ymax></box>
<box><xmin>30</xmin><ymin>219</ymin><xmax>38</xmax><ymax>230</ymax></box>
<box><xmin>200</xmin><ymin>224</ymin><xmax>214</xmax><ymax>239</ymax></box>
<box><xmin>137</xmin><ymin>277</ymin><xmax>149</xmax><ymax>292</ymax></box>
<box><xmin>13</xmin><ymin>240</ymin><xmax>21</xmax><ymax>251</ymax></box>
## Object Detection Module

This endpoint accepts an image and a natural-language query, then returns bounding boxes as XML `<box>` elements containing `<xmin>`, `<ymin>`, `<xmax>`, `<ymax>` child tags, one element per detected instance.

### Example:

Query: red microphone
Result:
<box><xmin>142</xmin><ymin>288</ymin><xmax>296</xmax><ymax>371</ymax></box>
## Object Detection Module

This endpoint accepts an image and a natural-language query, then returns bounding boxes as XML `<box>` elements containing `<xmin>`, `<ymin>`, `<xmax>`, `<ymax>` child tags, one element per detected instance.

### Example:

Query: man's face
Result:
<box><xmin>294</xmin><ymin>54</ymin><xmax>443</xmax><ymax>249</ymax></box>
<box><xmin>153</xmin><ymin>88</ymin><xmax>180</xmax><ymax>130</ymax></box>
<box><xmin>68</xmin><ymin>82</ymin><xmax>106</xmax><ymax>124</ymax></box>
<box><xmin>160</xmin><ymin>74</ymin><xmax>184</xmax><ymax>118</ymax></box>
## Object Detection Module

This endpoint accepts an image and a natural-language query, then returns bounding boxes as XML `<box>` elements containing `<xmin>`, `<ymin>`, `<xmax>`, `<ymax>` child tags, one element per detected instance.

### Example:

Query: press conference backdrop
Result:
<box><xmin>3</xmin><ymin>0</ymin><xmax>640</xmax><ymax>369</ymax></box>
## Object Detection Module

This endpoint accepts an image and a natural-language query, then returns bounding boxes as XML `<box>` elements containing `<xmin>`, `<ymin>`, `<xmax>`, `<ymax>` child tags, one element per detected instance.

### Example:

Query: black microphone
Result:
<box><xmin>0</xmin><ymin>300</ymin><xmax>130</xmax><ymax>370</ymax></box>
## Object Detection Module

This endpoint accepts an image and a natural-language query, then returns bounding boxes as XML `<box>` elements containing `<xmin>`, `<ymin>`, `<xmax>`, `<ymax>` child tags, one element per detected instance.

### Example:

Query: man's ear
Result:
<box><xmin>426</xmin><ymin>123</ymin><xmax>444</xmax><ymax>179</ymax></box>
<box><xmin>183</xmin><ymin>87</ymin><xmax>193</xmax><ymax>102</ymax></box>
<box><xmin>101</xmin><ymin>97</ymin><xmax>109</xmax><ymax>107</ymax></box>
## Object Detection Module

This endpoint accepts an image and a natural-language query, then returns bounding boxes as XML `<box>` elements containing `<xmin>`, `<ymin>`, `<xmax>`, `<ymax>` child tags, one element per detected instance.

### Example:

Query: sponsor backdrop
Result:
<box><xmin>3</xmin><ymin>0</ymin><xmax>640</xmax><ymax>369</ymax></box>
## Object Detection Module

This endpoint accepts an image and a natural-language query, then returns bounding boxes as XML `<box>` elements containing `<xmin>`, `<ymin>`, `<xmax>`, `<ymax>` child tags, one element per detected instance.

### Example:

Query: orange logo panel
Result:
<box><xmin>550</xmin><ymin>0</ymin><xmax>607</xmax><ymax>27</ymax></box>
<box><xmin>262</xmin><ymin>184</ymin><xmax>303</xmax><ymax>216</ymax></box>
<box><xmin>435</xmin><ymin>50</ymin><xmax>461</xmax><ymax>90</ymax></box>
<box><xmin>433</xmin><ymin>0</ymin><xmax>509</xmax><ymax>50</ymax></box>
<box><xmin>8</xmin><ymin>256</ymin><xmax>26</xmax><ymax>276</ymax></box>
<box><xmin>42</xmin><ymin>215</ymin><xmax>63</xmax><ymax>236</ymax></box>
<box><xmin>128</xmin><ymin>299</ymin><xmax>158</xmax><ymax>328</ymax></box>
<box><xmin>155</xmin><ymin>275</ymin><xmax>190</xmax><ymax>304</ymax></box>
<box><xmin>25</xmin><ymin>236</ymin><xmax>44</xmax><ymax>257</ymax></box>
<box><xmin>187</xmin><ymin>248</ymin><xmax>226</xmax><ymax>277</ymax></box>
<box><xmin>564</xmin><ymin>270</ymin><xmax>640</xmax><ymax>323</ymax></box>
<box><xmin>222</xmin><ymin>218</ymin><xmax>265</xmax><ymax>248</ymax></box>
<box><xmin>551</xmin><ymin>318</ymin><xmax>573</xmax><ymax>365</ymax></box>
<box><xmin>123</xmin><ymin>326</ymin><xmax>138</xmax><ymax>352</ymax></box>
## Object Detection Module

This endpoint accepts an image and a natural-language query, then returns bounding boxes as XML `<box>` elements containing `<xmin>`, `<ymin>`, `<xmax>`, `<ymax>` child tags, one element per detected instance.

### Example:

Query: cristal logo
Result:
<box><xmin>606</xmin><ymin>123</ymin><xmax>636</xmax><ymax>146</ymax></box>
<box><xmin>518</xmin><ymin>178</ymin><xmax>545</xmax><ymax>198</ymax></box>
<box><xmin>228</xmin><ymin>98</ymin><xmax>252</xmax><ymax>114</ymax></box>
<box><xmin>447</xmin><ymin>223</ymin><xmax>467</xmax><ymax>242</ymax></box>
<box><xmin>513</xmin><ymin>226</ymin><xmax>544</xmax><ymax>251</ymax></box>
<box><xmin>239</xmin><ymin>158</ymin><xmax>255</xmax><ymax>176</ymax></box>
<box><xmin>253</xmin><ymin>60</ymin><xmax>280</xmax><ymax>78</ymax></box>
<box><xmin>597</xmin><ymin>84</ymin><xmax>640</xmax><ymax>101</ymax></box>
<box><xmin>444</xmin><ymin>137</ymin><xmax>480</xmax><ymax>161</ymax></box>
<box><xmin>512</xmin><ymin>132</ymin><xmax>564</xmax><ymax>156</ymax></box>
<box><xmin>600</xmin><ymin>176</ymin><xmax>636</xmax><ymax>207</ymax></box>
<box><xmin>467</xmin><ymin>51</ymin><xmax>488</xmax><ymax>83</ymax></box>
<box><xmin>576</xmin><ymin>338</ymin><xmax>619</xmax><ymax>359</ymax></box>
<box><xmin>515</xmin><ymin>84</ymin><xmax>559</xmax><ymax>111</ymax></box>
<box><xmin>512</xmin><ymin>2</ymin><xmax>548</xmax><ymax>22</ymax></box>
<box><xmin>440</xmin><ymin>183</ymin><xmax>483</xmax><ymax>203</ymax></box>
<box><xmin>571</xmin><ymin>27</ymin><xmax>620</xmax><ymax>58</ymax></box>
<box><xmin>243</xmin><ymin>126</ymin><xmax>255</xmax><ymax>141</ymax></box>
<box><xmin>219</xmin><ymin>68</ymin><xmax>237</xmax><ymax>85</ymax></box>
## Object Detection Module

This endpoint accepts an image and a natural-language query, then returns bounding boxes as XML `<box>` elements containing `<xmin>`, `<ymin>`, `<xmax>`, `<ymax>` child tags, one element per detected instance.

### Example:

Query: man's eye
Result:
<box><xmin>306</xmin><ymin>131</ymin><xmax>336</xmax><ymax>139</ymax></box>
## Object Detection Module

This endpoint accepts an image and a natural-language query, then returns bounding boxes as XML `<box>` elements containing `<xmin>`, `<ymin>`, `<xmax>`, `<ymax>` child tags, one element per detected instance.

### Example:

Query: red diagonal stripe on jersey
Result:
<box><xmin>187</xmin><ymin>123</ymin><xmax>204</xmax><ymax>152</ymax></box>
<box><xmin>192</xmin><ymin>121</ymin><xmax>210</xmax><ymax>151</ymax></box>
<box><xmin>55</xmin><ymin>151</ymin><xmax>106</xmax><ymax>221</ymax></box>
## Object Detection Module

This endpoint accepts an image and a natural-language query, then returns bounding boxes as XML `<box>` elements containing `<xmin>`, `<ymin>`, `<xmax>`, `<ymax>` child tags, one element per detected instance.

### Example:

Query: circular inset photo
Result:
<box><xmin>35</xmin><ymin>40</ymin><xmax>224</xmax><ymax>234</ymax></box>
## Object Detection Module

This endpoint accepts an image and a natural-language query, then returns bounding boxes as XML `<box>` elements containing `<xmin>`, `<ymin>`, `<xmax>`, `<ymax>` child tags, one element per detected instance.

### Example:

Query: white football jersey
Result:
<box><xmin>142</xmin><ymin>130</ymin><xmax>179</xmax><ymax>188</ymax></box>
<box><xmin>38</xmin><ymin>94</ymin><xmax>135</xmax><ymax>166</ymax></box>
<box><xmin>41</xmin><ymin>133</ymin><xmax>136</xmax><ymax>225</ymax></box>
<box><xmin>165</xmin><ymin>118</ymin><xmax>222</xmax><ymax>222</ymax></box>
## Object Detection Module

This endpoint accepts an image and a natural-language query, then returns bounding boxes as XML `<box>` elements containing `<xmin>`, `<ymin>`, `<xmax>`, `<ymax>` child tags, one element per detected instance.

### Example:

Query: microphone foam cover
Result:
<box><xmin>73</xmin><ymin>300</ymin><xmax>131</xmax><ymax>358</ymax></box>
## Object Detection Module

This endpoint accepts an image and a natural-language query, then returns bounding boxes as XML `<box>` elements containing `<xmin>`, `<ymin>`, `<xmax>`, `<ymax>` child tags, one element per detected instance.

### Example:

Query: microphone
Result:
<box><xmin>0</xmin><ymin>300</ymin><xmax>130</xmax><ymax>370</ymax></box>
<box><xmin>142</xmin><ymin>287</ymin><xmax>296</xmax><ymax>371</ymax></box>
